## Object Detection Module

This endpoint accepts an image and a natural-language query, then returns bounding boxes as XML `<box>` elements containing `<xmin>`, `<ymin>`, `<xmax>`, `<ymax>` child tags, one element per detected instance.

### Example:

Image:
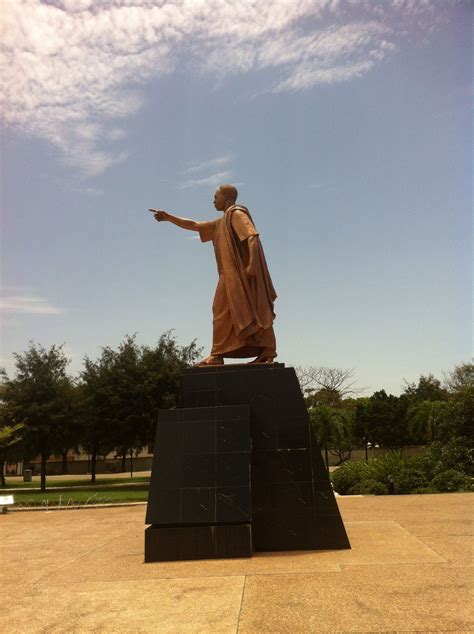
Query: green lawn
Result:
<box><xmin>12</xmin><ymin>485</ymin><xmax>150</xmax><ymax>507</ymax></box>
<box><xmin>2</xmin><ymin>476</ymin><xmax>150</xmax><ymax>490</ymax></box>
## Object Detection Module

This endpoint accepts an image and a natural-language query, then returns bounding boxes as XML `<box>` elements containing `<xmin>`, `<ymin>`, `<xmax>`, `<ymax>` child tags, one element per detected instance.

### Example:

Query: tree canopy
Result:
<box><xmin>1</xmin><ymin>343</ymin><xmax>74</xmax><ymax>490</ymax></box>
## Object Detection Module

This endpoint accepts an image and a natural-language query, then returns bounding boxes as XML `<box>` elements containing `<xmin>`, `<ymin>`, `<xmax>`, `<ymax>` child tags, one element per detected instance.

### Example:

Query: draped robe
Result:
<box><xmin>197</xmin><ymin>205</ymin><xmax>277</xmax><ymax>358</ymax></box>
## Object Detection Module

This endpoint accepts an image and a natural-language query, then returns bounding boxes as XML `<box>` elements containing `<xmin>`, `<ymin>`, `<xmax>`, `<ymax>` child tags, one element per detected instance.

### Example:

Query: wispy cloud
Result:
<box><xmin>1</xmin><ymin>0</ymin><xmax>452</xmax><ymax>176</ymax></box>
<box><xmin>179</xmin><ymin>170</ymin><xmax>233</xmax><ymax>190</ymax></box>
<box><xmin>0</xmin><ymin>293</ymin><xmax>64</xmax><ymax>315</ymax></box>
<box><xmin>185</xmin><ymin>154</ymin><xmax>233</xmax><ymax>174</ymax></box>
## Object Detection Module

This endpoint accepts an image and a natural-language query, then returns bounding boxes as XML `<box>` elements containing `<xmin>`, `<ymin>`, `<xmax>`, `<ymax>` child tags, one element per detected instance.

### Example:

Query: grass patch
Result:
<box><xmin>12</xmin><ymin>486</ymin><xmax>149</xmax><ymax>507</ymax></box>
<box><xmin>3</xmin><ymin>476</ymin><xmax>150</xmax><ymax>490</ymax></box>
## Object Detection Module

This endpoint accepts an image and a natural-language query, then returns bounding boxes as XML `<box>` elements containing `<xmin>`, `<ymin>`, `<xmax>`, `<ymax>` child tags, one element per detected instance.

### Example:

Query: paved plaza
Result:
<box><xmin>2</xmin><ymin>493</ymin><xmax>473</xmax><ymax>633</ymax></box>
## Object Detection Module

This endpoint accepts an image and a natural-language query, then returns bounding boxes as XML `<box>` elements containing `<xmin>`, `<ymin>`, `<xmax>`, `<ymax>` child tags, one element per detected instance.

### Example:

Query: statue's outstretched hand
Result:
<box><xmin>149</xmin><ymin>209</ymin><xmax>168</xmax><ymax>222</ymax></box>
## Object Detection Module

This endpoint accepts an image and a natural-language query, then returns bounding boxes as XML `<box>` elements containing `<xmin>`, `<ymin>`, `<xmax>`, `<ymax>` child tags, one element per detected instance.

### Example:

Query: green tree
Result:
<box><xmin>406</xmin><ymin>399</ymin><xmax>452</xmax><ymax>444</ymax></box>
<box><xmin>443</xmin><ymin>362</ymin><xmax>474</xmax><ymax>442</ymax></box>
<box><xmin>51</xmin><ymin>381</ymin><xmax>83</xmax><ymax>474</ymax></box>
<box><xmin>443</xmin><ymin>362</ymin><xmax>474</xmax><ymax>393</ymax></box>
<box><xmin>352</xmin><ymin>397</ymin><xmax>373</xmax><ymax>459</ymax></box>
<box><xmin>354</xmin><ymin>390</ymin><xmax>408</xmax><ymax>450</ymax></box>
<box><xmin>1</xmin><ymin>343</ymin><xmax>74</xmax><ymax>491</ymax></box>
<box><xmin>0</xmin><ymin>422</ymin><xmax>24</xmax><ymax>486</ymax></box>
<box><xmin>80</xmin><ymin>332</ymin><xmax>200</xmax><ymax>481</ymax></box>
<box><xmin>79</xmin><ymin>350</ymin><xmax>117</xmax><ymax>483</ymax></box>
<box><xmin>328</xmin><ymin>408</ymin><xmax>354</xmax><ymax>464</ymax></box>
<box><xmin>309</xmin><ymin>406</ymin><xmax>354</xmax><ymax>468</ymax></box>
<box><xmin>305</xmin><ymin>387</ymin><xmax>343</xmax><ymax>409</ymax></box>
<box><xmin>403</xmin><ymin>373</ymin><xmax>449</xmax><ymax>402</ymax></box>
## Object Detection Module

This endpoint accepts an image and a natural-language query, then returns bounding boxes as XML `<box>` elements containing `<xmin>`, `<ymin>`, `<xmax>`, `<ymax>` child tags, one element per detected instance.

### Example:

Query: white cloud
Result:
<box><xmin>179</xmin><ymin>170</ymin><xmax>233</xmax><ymax>190</ymax></box>
<box><xmin>1</xmin><ymin>0</ymin><xmax>451</xmax><ymax>176</ymax></box>
<box><xmin>185</xmin><ymin>154</ymin><xmax>233</xmax><ymax>174</ymax></box>
<box><xmin>180</xmin><ymin>153</ymin><xmax>235</xmax><ymax>189</ymax></box>
<box><xmin>0</xmin><ymin>293</ymin><xmax>64</xmax><ymax>315</ymax></box>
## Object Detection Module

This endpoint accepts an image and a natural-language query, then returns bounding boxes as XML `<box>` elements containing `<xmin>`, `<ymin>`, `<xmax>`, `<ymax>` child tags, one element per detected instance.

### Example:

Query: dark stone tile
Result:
<box><xmin>151</xmin><ymin>452</ymin><xmax>182</xmax><ymax>490</ymax></box>
<box><xmin>179</xmin><ymin>525</ymin><xmax>216</xmax><ymax>561</ymax></box>
<box><xmin>310</xmin><ymin>447</ymin><xmax>331</xmax><ymax>481</ymax></box>
<box><xmin>277</xmin><ymin>419</ymin><xmax>311</xmax><ymax>449</ymax></box>
<box><xmin>180</xmin><ymin>373</ymin><xmax>216</xmax><ymax>392</ymax></box>
<box><xmin>215</xmin><ymin>372</ymin><xmax>249</xmax><ymax>405</ymax></box>
<box><xmin>277</xmin><ymin>449</ymin><xmax>312</xmax><ymax>483</ymax></box>
<box><xmin>215</xmin><ymin>524</ymin><xmax>252</xmax><ymax>558</ymax></box>
<box><xmin>181</xmin><ymin>420</ymin><xmax>215</xmax><ymax>454</ymax></box>
<box><xmin>254</xmin><ymin>505</ymin><xmax>342</xmax><ymax>553</ymax></box>
<box><xmin>252</xmin><ymin>507</ymin><xmax>315</xmax><ymax>552</ymax></box>
<box><xmin>216</xmin><ymin>419</ymin><xmax>250</xmax><ymax>453</ymax></box>
<box><xmin>144</xmin><ymin>525</ymin><xmax>219</xmax><ymax>561</ymax></box>
<box><xmin>216</xmin><ymin>404</ymin><xmax>249</xmax><ymax>421</ymax></box>
<box><xmin>275</xmin><ymin>519</ymin><xmax>315</xmax><ymax>551</ymax></box>
<box><xmin>180</xmin><ymin>454</ymin><xmax>215</xmax><ymax>488</ymax></box>
<box><xmin>251</xmin><ymin>451</ymin><xmax>279</xmax><ymax>483</ymax></box>
<box><xmin>252</xmin><ymin>432</ymin><xmax>277</xmax><ymax>452</ymax></box>
<box><xmin>254</xmin><ymin>449</ymin><xmax>313</xmax><ymax>484</ymax></box>
<box><xmin>277</xmin><ymin>482</ymin><xmax>314</xmax><ymax>515</ymax></box>
<box><xmin>180</xmin><ymin>406</ymin><xmax>215</xmax><ymax>422</ymax></box>
<box><xmin>156</xmin><ymin>418</ymin><xmax>182</xmax><ymax>452</ymax></box>
<box><xmin>216</xmin><ymin>486</ymin><xmax>251</xmax><ymax>523</ymax></box>
<box><xmin>158</xmin><ymin>408</ymin><xmax>181</xmax><ymax>422</ymax></box>
<box><xmin>145</xmin><ymin>489</ymin><xmax>180</xmax><ymax>525</ymax></box>
<box><xmin>180</xmin><ymin>488</ymin><xmax>215</xmax><ymax>524</ymax></box>
<box><xmin>251</xmin><ymin>517</ymin><xmax>277</xmax><ymax>551</ymax></box>
<box><xmin>193</xmin><ymin>390</ymin><xmax>218</xmax><ymax>407</ymax></box>
<box><xmin>313</xmin><ymin>489</ymin><xmax>340</xmax><ymax>515</ymax></box>
<box><xmin>311</xmin><ymin>514</ymin><xmax>351</xmax><ymax>550</ymax></box>
<box><xmin>251</xmin><ymin>482</ymin><xmax>278</xmax><ymax>515</ymax></box>
<box><xmin>312</xmin><ymin>477</ymin><xmax>333</xmax><ymax>492</ymax></box>
<box><xmin>145</xmin><ymin>525</ymin><xmax>180</xmax><ymax>562</ymax></box>
<box><xmin>216</xmin><ymin>453</ymin><xmax>250</xmax><ymax>486</ymax></box>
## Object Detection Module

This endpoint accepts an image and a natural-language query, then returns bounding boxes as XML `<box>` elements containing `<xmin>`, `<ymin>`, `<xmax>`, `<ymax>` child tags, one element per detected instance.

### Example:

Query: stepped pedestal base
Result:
<box><xmin>145</xmin><ymin>364</ymin><xmax>350</xmax><ymax>562</ymax></box>
<box><xmin>144</xmin><ymin>524</ymin><xmax>252</xmax><ymax>562</ymax></box>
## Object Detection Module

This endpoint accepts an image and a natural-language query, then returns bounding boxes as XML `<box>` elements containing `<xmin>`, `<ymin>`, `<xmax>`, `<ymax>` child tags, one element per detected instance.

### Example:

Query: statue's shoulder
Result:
<box><xmin>228</xmin><ymin>205</ymin><xmax>252</xmax><ymax>223</ymax></box>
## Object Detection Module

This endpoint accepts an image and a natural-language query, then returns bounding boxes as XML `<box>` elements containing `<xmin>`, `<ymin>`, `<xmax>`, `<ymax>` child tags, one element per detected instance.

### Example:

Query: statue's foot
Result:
<box><xmin>194</xmin><ymin>355</ymin><xmax>224</xmax><ymax>367</ymax></box>
<box><xmin>248</xmin><ymin>348</ymin><xmax>276</xmax><ymax>364</ymax></box>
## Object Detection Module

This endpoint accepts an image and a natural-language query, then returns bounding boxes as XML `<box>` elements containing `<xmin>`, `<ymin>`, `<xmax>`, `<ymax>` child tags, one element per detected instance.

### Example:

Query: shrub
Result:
<box><xmin>392</xmin><ymin>468</ymin><xmax>427</xmax><ymax>494</ymax></box>
<box><xmin>331</xmin><ymin>461</ymin><xmax>371</xmax><ymax>495</ymax></box>
<box><xmin>413</xmin><ymin>438</ymin><xmax>474</xmax><ymax>480</ymax></box>
<box><xmin>439</xmin><ymin>438</ymin><xmax>474</xmax><ymax>475</ymax></box>
<box><xmin>430</xmin><ymin>469</ymin><xmax>472</xmax><ymax>492</ymax></box>
<box><xmin>332</xmin><ymin>441</ymin><xmax>474</xmax><ymax>495</ymax></box>
<box><xmin>366</xmin><ymin>451</ymin><xmax>408</xmax><ymax>485</ymax></box>
<box><xmin>412</xmin><ymin>486</ymin><xmax>437</xmax><ymax>494</ymax></box>
<box><xmin>349</xmin><ymin>479</ymin><xmax>387</xmax><ymax>495</ymax></box>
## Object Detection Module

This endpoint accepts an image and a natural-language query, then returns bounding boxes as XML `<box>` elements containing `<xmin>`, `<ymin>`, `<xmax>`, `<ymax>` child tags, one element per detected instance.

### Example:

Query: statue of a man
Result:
<box><xmin>150</xmin><ymin>184</ymin><xmax>277</xmax><ymax>366</ymax></box>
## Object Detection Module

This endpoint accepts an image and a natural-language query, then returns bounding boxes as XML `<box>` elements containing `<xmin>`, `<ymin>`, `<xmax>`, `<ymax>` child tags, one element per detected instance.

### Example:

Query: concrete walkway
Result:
<box><xmin>1</xmin><ymin>493</ymin><xmax>473</xmax><ymax>633</ymax></box>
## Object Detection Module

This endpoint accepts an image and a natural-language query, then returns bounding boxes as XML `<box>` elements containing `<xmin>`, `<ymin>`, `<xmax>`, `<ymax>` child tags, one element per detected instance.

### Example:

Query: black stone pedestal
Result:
<box><xmin>145</xmin><ymin>364</ymin><xmax>350</xmax><ymax>562</ymax></box>
<box><xmin>145</xmin><ymin>403</ymin><xmax>252</xmax><ymax>561</ymax></box>
<box><xmin>144</xmin><ymin>524</ymin><xmax>252</xmax><ymax>562</ymax></box>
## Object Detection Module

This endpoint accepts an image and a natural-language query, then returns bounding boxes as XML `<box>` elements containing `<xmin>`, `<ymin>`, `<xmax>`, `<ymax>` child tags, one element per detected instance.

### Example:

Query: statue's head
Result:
<box><xmin>214</xmin><ymin>184</ymin><xmax>238</xmax><ymax>212</ymax></box>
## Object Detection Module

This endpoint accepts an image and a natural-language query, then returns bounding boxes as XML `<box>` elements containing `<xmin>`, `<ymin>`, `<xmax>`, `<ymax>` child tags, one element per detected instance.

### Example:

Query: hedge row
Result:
<box><xmin>331</xmin><ymin>437</ymin><xmax>473</xmax><ymax>495</ymax></box>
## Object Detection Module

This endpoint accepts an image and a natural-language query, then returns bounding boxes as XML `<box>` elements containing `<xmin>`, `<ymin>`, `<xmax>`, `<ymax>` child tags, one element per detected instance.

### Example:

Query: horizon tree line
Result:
<box><xmin>1</xmin><ymin>333</ymin><xmax>472</xmax><ymax>488</ymax></box>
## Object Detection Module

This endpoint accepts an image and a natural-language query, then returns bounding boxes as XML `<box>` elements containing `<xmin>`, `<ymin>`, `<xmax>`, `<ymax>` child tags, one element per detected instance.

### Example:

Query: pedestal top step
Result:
<box><xmin>183</xmin><ymin>363</ymin><xmax>285</xmax><ymax>374</ymax></box>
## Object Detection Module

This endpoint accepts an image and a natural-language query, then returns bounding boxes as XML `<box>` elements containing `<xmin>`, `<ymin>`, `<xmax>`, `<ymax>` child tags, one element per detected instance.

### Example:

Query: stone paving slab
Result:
<box><xmin>3</xmin><ymin>577</ymin><xmax>245</xmax><ymax>634</ymax></box>
<box><xmin>34</xmin><ymin>520</ymin><xmax>445</xmax><ymax>586</ymax></box>
<box><xmin>1</xmin><ymin>493</ymin><xmax>473</xmax><ymax>633</ymax></box>
<box><xmin>238</xmin><ymin>565</ymin><xmax>472</xmax><ymax>633</ymax></box>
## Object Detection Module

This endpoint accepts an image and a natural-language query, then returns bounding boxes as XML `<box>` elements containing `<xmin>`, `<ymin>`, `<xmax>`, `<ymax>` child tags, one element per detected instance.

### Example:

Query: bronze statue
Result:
<box><xmin>150</xmin><ymin>185</ymin><xmax>277</xmax><ymax>366</ymax></box>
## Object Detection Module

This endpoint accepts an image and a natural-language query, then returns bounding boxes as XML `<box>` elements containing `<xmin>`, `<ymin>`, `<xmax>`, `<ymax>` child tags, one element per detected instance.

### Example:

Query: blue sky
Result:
<box><xmin>1</xmin><ymin>0</ymin><xmax>471</xmax><ymax>396</ymax></box>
